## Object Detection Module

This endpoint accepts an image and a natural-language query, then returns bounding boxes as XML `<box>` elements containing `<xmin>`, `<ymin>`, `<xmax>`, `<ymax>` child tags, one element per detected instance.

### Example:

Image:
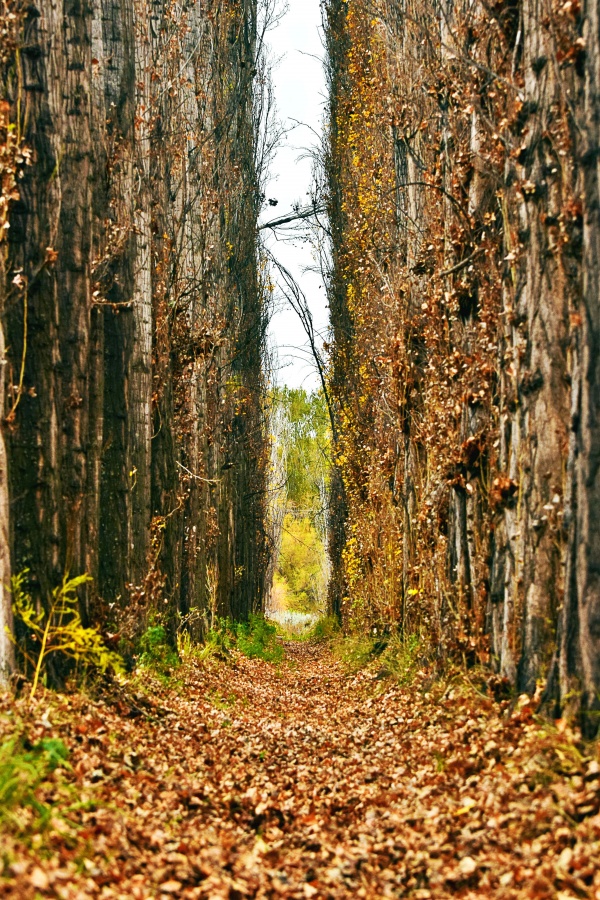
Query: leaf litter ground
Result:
<box><xmin>1</xmin><ymin>642</ymin><xmax>600</xmax><ymax>898</ymax></box>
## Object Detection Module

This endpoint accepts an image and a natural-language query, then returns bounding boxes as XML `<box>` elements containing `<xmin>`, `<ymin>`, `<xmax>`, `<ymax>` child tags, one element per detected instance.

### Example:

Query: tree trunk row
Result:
<box><xmin>0</xmin><ymin>0</ymin><xmax>269</xmax><ymax>667</ymax></box>
<box><xmin>325</xmin><ymin>0</ymin><xmax>600</xmax><ymax>732</ymax></box>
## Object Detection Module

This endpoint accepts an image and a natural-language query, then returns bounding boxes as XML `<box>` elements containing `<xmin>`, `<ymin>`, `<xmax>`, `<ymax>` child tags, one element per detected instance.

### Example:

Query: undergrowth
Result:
<box><xmin>328</xmin><ymin>627</ymin><xmax>517</xmax><ymax>701</ymax></box>
<box><xmin>138</xmin><ymin>624</ymin><xmax>180</xmax><ymax>679</ymax></box>
<box><xmin>269</xmin><ymin>614</ymin><xmax>423</xmax><ymax>686</ymax></box>
<box><xmin>328</xmin><ymin>628</ymin><xmax>424</xmax><ymax>685</ymax></box>
<box><xmin>234</xmin><ymin>615</ymin><xmax>284</xmax><ymax>663</ymax></box>
<box><xmin>272</xmin><ymin>615</ymin><xmax>340</xmax><ymax>643</ymax></box>
<box><xmin>305</xmin><ymin>616</ymin><xmax>340</xmax><ymax>643</ymax></box>
<box><xmin>180</xmin><ymin>615</ymin><xmax>284</xmax><ymax>666</ymax></box>
<box><xmin>10</xmin><ymin>570</ymin><xmax>124</xmax><ymax>698</ymax></box>
<box><xmin>0</xmin><ymin>733</ymin><xmax>70</xmax><ymax>833</ymax></box>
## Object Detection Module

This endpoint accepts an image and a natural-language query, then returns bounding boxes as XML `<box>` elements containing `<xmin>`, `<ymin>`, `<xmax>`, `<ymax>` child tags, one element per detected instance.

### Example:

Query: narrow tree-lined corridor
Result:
<box><xmin>2</xmin><ymin>0</ymin><xmax>600</xmax><ymax>891</ymax></box>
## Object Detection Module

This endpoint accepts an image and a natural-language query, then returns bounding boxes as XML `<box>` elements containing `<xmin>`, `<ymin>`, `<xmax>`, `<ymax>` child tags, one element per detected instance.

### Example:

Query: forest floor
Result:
<box><xmin>1</xmin><ymin>641</ymin><xmax>600</xmax><ymax>899</ymax></box>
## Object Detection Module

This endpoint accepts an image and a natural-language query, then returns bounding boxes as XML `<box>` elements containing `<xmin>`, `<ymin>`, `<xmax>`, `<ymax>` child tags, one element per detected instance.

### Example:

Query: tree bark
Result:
<box><xmin>560</xmin><ymin>0</ymin><xmax>600</xmax><ymax>735</ymax></box>
<box><xmin>6</xmin><ymin>0</ymin><xmax>95</xmax><ymax>607</ymax></box>
<box><xmin>0</xmin><ymin>0</ymin><xmax>268</xmax><ymax>660</ymax></box>
<box><xmin>0</xmin><ymin>260</ymin><xmax>14</xmax><ymax>685</ymax></box>
<box><xmin>324</xmin><ymin>0</ymin><xmax>597</xmax><ymax>722</ymax></box>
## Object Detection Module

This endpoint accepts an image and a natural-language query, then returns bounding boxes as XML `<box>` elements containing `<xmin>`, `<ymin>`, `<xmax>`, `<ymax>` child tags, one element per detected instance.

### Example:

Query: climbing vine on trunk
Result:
<box><xmin>324</xmin><ymin>0</ymin><xmax>599</xmax><ymax>731</ymax></box>
<box><xmin>0</xmin><ymin>0</ymin><xmax>272</xmax><ymax>663</ymax></box>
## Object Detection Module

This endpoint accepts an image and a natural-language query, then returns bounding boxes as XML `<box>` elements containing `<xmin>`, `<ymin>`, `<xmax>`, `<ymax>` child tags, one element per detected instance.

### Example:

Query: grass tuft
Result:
<box><xmin>0</xmin><ymin>734</ymin><xmax>70</xmax><ymax>832</ymax></box>
<box><xmin>138</xmin><ymin>625</ymin><xmax>180</xmax><ymax>679</ymax></box>
<box><xmin>305</xmin><ymin>615</ymin><xmax>340</xmax><ymax>643</ymax></box>
<box><xmin>190</xmin><ymin>615</ymin><xmax>285</xmax><ymax>665</ymax></box>
<box><xmin>331</xmin><ymin>628</ymin><xmax>424</xmax><ymax>684</ymax></box>
<box><xmin>234</xmin><ymin>615</ymin><xmax>284</xmax><ymax>663</ymax></box>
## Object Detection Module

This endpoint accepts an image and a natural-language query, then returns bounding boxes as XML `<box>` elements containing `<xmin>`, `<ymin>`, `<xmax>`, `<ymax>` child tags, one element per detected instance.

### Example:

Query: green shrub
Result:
<box><xmin>0</xmin><ymin>734</ymin><xmax>70</xmax><ymax>831</ymax></box>
<box><xmin>306</xmin><ymin>615</ymin><xmax>340</xmax><ymax>642</ymax></box>
<box><xmin>175</xmin><ymin>615</ymin><xmax>284</xmax><ymax>666</ymax></box>
<box><xmin>194</xmin><ymin>615</ymin><xmax>283</xmax><ymax>664</ymax></box>
<box><xmin>235</xmin><ymin>615</ymin><xmax>284</xmax><ymax>663</ymax></box>
<box><xmin>381</xmin><ymin>633</ymin><xmax>422</xmax><ymax>685</ymax></box>
<box><xmin>332</xmin><ymin>629</ymin><xmax>422</xmax><ymax>683</ymax></box>
<box><xmin>138</xmin><ymin>625</ymin><xmax>180</xmax><ymax>676</ymax></box>
<box><xmin>189</xmin><ymin>619</ymin><xmax>235</xmax><ymax>662</ymax></box>
<box><xmin>333</xmin><ymin>633</ymin><xmax>378</xmax><ymax>671</ymax></box>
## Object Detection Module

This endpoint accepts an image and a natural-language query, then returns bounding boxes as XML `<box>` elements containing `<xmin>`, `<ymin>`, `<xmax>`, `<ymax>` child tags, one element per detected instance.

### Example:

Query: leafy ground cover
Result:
<box><xmin>0</xmin><ymin>642</ymin><xmax>599</xmax><ymax>898</ymax></box>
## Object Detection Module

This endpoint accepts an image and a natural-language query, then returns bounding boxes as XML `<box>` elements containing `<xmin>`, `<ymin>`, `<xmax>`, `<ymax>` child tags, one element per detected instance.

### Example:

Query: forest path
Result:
<box><xmin>3</xmin><ymin>641</ymin><xmax>600</xmax><ymax>899</ymax></box>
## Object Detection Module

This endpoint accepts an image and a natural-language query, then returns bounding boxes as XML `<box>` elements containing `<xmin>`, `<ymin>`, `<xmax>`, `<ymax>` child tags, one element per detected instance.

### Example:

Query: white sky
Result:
<box><xmin>261</xmin><ymin>0</ymin><xmax>328</xmax><ymax>391</ymax></box>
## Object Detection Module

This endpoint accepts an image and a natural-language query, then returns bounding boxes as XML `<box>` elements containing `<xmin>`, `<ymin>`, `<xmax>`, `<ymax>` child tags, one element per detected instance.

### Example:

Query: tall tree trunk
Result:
<box><xmin>6</xmin><ymin>0</ymin><xmax>95</xmax><ymax>606</ymax></box>
<box><xmin>128</xmin><ymin>0</ymin><xmax>152</xmax><ymax>585</ymax></box>
<box><xmin>513</xmin><ymin>0</ymin><xmax>570</xmax><ymax>694</ymax></box>
<box><xmin>560</xmin><ymin>0</ymin><xmax>600</xmax><ymax>735</ymax></box>
<box><xmin>324</xmin><ymin>0</ymin><xmax>596</xmax><ymax>720</ymax></box>
<box><xmin>0</xmin><ymin>263</ymin><xmax>14</xmax><ymax>685</ymax></box>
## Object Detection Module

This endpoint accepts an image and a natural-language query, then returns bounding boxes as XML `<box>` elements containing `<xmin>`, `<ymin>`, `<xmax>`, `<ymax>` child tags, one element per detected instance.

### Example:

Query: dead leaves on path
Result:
<box><xmin>0</xmin><ymin>643</ymin><xmax>599</xmax><ymax>899</ymax></box>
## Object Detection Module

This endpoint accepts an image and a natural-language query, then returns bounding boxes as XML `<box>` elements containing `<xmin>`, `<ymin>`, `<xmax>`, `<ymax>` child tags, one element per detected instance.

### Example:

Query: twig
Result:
<box><xmin>259</xmin><ymin>203</ymin><xmax>326</xmax><ymax>231</ymax></box>
<box><xmin>6</xmin><ymin>285</ymin><xmax>27</xmax><ymax>421</ymax></box>
<box><xmin>176</xmin><ymin>461</ymin><xmax>220</xmax><ymax>484</ymax></box>
<box><xmin>438</xmin><ymin>249</ymin><xmax>484</xmax><ymax>278</ymax></box>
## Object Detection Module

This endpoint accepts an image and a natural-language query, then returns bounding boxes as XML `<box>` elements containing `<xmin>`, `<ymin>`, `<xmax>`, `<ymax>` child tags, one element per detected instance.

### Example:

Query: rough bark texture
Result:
<box><xmin>325</xmin><ymin>0</ymin><xmax>599</xmax><ymax>728</ymax></box>
<box><xmin>559</xmin><ymin>0</ymin><xmax>600</xmax><ymax>735</ymax></box>
<box><xmin>0</xmin><ymin>214</ymin><xmax>13</xmax><ymax>684</ymax></box>
<box><xmin>492</xmin><ymin>0</ymin><xmax>573</xmax><ymax>693</ymax></box>
<box><xmin>4</xmin><ymin>0</ymin><xmax>95</xmax><ymax>609</ymax></box>
<box><xmin>0</xmin><ymin>7</ymin><xmax>23</xmax><ymax>681</ymax></box>
<box><xmin>1</xmin><ymin>0</ymin><xmax>269</xmax><ymax>653</ymax></box>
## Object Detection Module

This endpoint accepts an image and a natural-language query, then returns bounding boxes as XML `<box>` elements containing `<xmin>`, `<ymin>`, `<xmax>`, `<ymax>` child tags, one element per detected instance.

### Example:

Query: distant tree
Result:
<box><xmin>277</xmin><ymin>387</ymin><xmax>330</xmax><ymax>517</ymax></box>
<box><xmin>266</xmin><ymin>388</ymin><xmax>331</xmax><ymax>615</ymax></box>
<box><xmin>276</xmin><ymin>514</ymin><xmax>327</xmax><ymax>613</ymax></box>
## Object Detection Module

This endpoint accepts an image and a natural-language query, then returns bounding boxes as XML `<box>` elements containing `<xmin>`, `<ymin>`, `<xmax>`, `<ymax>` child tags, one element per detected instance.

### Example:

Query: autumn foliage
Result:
<box><xmin>324</xmin><ymin>0</ymin><xmax>599</xmax><ymax>729</ymax></box>
<box><xmin>2</xmin><ymin>643</ymin><xmax>600</xmax><ymax>897</ymax></box>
